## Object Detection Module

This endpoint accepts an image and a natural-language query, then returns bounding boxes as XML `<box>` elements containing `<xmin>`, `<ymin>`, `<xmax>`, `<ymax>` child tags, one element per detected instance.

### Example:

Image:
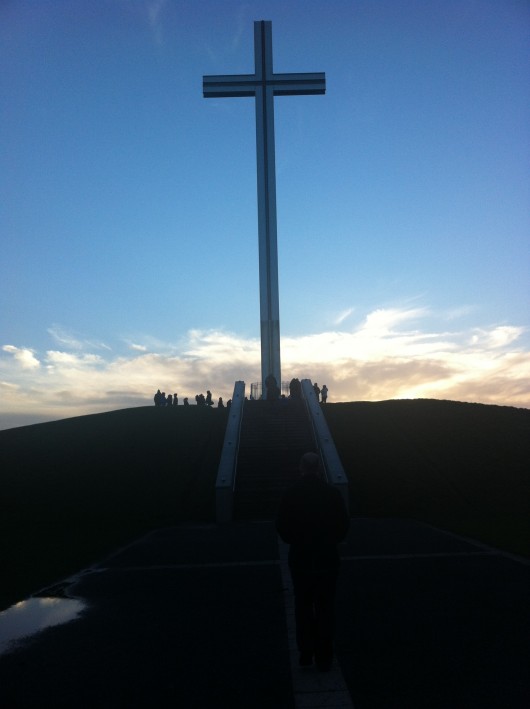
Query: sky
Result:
<box><xmin>1</xmin><ymin>0</ymin><xmax>529</xmax><ymax>430</ymax></box>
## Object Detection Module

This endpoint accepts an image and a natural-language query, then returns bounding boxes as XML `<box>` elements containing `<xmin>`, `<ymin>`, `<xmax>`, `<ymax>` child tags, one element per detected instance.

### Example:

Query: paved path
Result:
<box><xmin>0</xmin><ymin>519</ymin><xmax>528</xmax><ymax>708</ymax></box>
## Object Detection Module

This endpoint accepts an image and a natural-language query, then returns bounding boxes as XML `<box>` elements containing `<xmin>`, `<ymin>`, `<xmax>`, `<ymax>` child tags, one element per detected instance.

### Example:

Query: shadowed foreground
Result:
<box><xmin>0</xmin><ymin>519</ymin><xmax>528</xmax><ymax>708</ymax></box>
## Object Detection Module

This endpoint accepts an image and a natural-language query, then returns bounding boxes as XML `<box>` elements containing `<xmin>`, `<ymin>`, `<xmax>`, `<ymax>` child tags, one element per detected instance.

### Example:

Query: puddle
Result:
<box><xmin>0</xmin><ymin>597</ymin><xmax>86</xmax><ymax>656</ymax></box>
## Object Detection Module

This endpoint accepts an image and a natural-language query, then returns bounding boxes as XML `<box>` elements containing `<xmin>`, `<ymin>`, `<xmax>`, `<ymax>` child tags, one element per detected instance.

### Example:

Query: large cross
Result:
<box><xmin>203</xmin><ymin>20</ymin><xmax>325</xmax><ymax>394</ymax></box>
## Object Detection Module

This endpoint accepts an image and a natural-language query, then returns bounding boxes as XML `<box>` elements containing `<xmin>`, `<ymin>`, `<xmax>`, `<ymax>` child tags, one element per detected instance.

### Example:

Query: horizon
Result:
<box><xmin>2</xmin><ymin>393</ymin><xmax>528</xmax><ymax>434</ymax></box>
<box><xmin>2</xmin><ymin>1</ymin><xmax>529</xmax><ymax>430</ymax></box>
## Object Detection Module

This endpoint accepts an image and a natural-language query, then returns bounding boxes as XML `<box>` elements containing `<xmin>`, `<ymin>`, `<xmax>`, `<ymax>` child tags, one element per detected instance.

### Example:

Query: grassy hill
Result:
<box><xmin>0</xmin><ymin>406</ymin><xmax>228</xmax><ymax>611</ymax></box>
<box><xmin>323</xmin><ymin>400</ymin><xmax>530</xmax><ymax>559</ymax></box>
<box><xmin>0</xmin><ymin>399</ymin><xmax>528</xmax><ymax>611</ymax></box>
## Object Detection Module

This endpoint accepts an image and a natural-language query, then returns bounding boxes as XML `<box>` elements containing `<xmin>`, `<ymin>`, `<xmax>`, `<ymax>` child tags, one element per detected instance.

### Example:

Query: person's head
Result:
<box><xmin>299</xmin><ymin>452</ymin><xmax>321</xmax><ymax>478</ymax></box>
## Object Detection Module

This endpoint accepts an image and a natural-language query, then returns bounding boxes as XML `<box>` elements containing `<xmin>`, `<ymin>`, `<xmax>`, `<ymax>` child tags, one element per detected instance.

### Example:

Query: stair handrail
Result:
<box><xmin>215</xmin><ymin>381</ymin><xmax>245</xmax><ymax>522</ymax></box>
<box><xmin>300</xmin><ymin>379</ymin><xmax>349</xmax><ymax>512</ymax></box>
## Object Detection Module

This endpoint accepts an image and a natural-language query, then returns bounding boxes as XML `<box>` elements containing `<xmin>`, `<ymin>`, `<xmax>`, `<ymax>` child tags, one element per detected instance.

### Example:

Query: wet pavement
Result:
<box><xmin>0</xmin><ymin>519</ymin><xmax>529</xmax><ymax>708</ymax></box>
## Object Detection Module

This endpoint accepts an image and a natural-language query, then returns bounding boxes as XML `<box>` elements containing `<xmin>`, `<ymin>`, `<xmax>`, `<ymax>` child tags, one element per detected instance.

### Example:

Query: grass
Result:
<box><xmin>322</xmin><ymin>399</ymin><xmax>530</xmax><ymax>558</ymax></box>
<box><xmin>1</xmin><ymin>399</ymin><xmax>528</xmax><ymax>611</ymax></box>
<box><xmin>0</xmin><ymin>406</ymin><xmax>227</xmax><ymax>611</ymax></box>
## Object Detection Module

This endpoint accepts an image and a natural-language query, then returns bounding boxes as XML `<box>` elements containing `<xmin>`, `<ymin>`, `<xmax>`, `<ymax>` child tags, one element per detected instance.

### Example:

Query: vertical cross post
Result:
<box><xmin>203</xmin><ymin>21</ymin><xmax>325</xmax><ymax>394</ymax></box>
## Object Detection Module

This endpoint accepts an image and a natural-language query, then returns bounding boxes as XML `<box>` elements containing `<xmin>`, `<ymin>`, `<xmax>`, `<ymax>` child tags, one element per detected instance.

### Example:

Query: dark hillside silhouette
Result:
<box><xmin>322</xmin><ymin>399</ymin><xmax>530</xmax><ymax>557</ymax></box>
<box><xmin>0</xmin><ymin>399</ymin><xmax>528</xmax><ymax>611</ymax></box>
<box><xmin>0</xmin><ymin>406</ymin><xmax>227</xmax><ymax>610</ymax></box>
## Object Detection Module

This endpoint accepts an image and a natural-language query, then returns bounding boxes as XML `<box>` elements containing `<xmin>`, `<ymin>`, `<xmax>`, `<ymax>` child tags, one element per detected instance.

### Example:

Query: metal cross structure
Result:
<box><xmin>203</xmin><ymin>20</ymin><xmax>325</xmax><ymax>393</ymax></box>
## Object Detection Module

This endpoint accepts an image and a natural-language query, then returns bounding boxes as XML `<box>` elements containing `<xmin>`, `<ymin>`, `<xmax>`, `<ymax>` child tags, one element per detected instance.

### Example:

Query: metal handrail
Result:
<box><xmin>300</xmin><ymin>379</ymin><xmax>349</xmax><ymax>512</ymax></box>
<box><xmin>215</xmin><ymin>381</ymin><xmax>245</xmax><ymax>522</ymax></box>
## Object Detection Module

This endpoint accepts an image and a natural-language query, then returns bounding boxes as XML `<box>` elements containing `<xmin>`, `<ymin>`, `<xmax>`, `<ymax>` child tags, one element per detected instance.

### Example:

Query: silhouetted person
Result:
<box><xmin>265</xmin><ymin>374</ymin><xmax>280</xmax><ymax>400</ymax></box>
<box><xmin>160</xmin><ymin>392</ymin><xmax>167</xmax><ymax>406</ymax></box>
<box><xmin>206</xmin><ymin>390</ymin><xmax>213</xmax><ymax>407</ymax></box>
<box><xmin>154</xmin><ymin>389</ymin><xmax>162</xmax><ymax>406</ymax></box>
<box><xmin>313</xmin><ymin>382</ymin><xmax>321</xmax><ymax>402</ymax></box>
<box><xmin>276</xmin><ymin>452</ymin><xmax>349</xmax><ymax>671</ymax></box>
<box><xmin>183</xmin><ymin>397</ymin><xmax>189</xmax><ymax>406</ymax></box>
<box><xmin>173</xmin><ymin>393</ymin><xmax>178</xmax><ymax>406</ymax></box>
<box><xmin>226</xmin><ymin>399</ymin><xmax>232</xmax><ymax>412</ymax></box>
<box><xmin>218</xmin><ymin>397</ymin><xmax>224</xmax><ymax>408</ymax></box>
<box><xmin>321</xmin><ymin>385</ymin><xmax>328</xmax><ymax>404</ymax></box>
<box><xmin>289</xmin><ymin>378</ymin><xmax>302</xmax><ymax>399</ymax></box>
<box><xmin>167</xmin><ymin>393</ymin><xmax>173</xmax><ymax>406</ymax></box>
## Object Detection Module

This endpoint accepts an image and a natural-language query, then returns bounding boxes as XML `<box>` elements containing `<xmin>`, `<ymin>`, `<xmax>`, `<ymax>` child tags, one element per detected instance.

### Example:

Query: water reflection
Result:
<box><xmin>0</xmin><ymin>597</ymin><xmax>86</xmax><ymax>655</ymax></box>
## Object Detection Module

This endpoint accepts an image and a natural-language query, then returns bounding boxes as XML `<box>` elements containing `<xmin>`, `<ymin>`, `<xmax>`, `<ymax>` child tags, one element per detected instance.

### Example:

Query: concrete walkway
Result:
<box><xmin>0</xmin><ymin>519</ymin><xmax>529</xmax><ymax>708</ymax></box>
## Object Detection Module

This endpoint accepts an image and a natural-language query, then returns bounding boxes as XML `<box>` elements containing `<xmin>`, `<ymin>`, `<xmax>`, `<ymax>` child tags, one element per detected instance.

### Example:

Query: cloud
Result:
<box><xmin>47</xmin><ymin>325</ymin><xmax>84</xmax><ymax>350</ymax></box>
<box><xmin>147</xmin><ymin>0</ymin><xmax>167</xmax><ymax>46</ymax></box>
<box><xmin>231</xmin><ymin>3</ymin><xmax>251</xmax><ymax>52</ymax></box>
<box><xmin>442</xmin><ymin>305</ymin><xmax>477</xmax><ymax>321</ymax></box>
<box><xmin>47</xmin><ymin>325</ymin><xmax>111</xmax><ymax>352</ymax></box>
<box><xmin>2</xmin><ymin>346</ymin><xmax>40</xmax><ymax>370</ymax></box>
<box><xmin>0</xmin><ymin>307</ymin><xmax>528</xmax><ymax>429</ymax></box>
<box><xmin>333</xmin><ymin>307</ymin><xmax>354</xmax><ymax>326</ymax></box>
<box><xmin>470</xmin><ymin>326</ymin><xmax>524</xmax><ymax>349</ymax></box>
<box><xmin>46</xmin><ymin>351</ymin><xmax>104</xmax><ymax>367</ymax></box>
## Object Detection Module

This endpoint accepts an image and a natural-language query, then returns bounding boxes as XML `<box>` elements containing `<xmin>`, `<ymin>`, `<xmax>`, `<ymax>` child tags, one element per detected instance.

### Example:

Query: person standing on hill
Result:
<box><xmin>265</xmin><ymin>374</ymin><xmax>280</xmax><ymax>400</ymax></box>
<box><xmin>321</xmin><ymin>385</ymin><xmax>328</xmax><ymax>403</ymax></box>
<box><xmin>276</xmin><ymin>452</ymin><xmax>349</xmax><ymax>671</ymax></box>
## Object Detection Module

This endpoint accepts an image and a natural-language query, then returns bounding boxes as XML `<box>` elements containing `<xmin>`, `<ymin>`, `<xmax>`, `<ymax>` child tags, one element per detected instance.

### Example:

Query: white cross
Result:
<box><xmin>203</xmin><ymin>21</ymin><xmax>325</xmax><ymax>393</ymax></box>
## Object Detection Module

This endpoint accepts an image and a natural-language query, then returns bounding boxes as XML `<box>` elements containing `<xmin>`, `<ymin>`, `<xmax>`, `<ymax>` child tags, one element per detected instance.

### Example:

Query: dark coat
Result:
<box><xmin>276</xmin><ymin>475</ymin><xmax>350</xmax><ymax>573</ymax></box>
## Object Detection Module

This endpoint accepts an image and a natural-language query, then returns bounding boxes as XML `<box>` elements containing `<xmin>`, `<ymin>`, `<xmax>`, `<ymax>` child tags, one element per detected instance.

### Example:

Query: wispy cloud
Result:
<box><xmin>333</xmin><ymin>307</ymin><xmax>355</xmax><ymax>326</ymax></box>
<box><xmin>442</xmin><ymin>305</ymin><xmax>477</xmax><ymax>321</ymax></box>
<box><xmin>48</xmin><ymin>325</ymin><xmax>111</xmax><ymax>352</ymax></box>
<box><xmin>231</xmin><ymin>3</ymin><xmax>250</xmax><ymax>52</ymax></box>
<box><xmin>147</xmin><ymin>0</ymin><xmax>167</xmax><ymax>46</ymax></box>
<box><xmin>1</xmin><ymin>306</ymin><xmax>528</xmax><ymax>429</ymax></box>
<box><xmin>202</xmin><ymin>3</ymin><xmax>251</xmax><ymax>71</ymax></box>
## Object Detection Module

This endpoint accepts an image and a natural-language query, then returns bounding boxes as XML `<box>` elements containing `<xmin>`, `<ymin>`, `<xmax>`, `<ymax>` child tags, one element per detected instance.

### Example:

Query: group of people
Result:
<box><xmin>312</xmin><ymin>382</ymin><xmax>328</xmax><ymax>403</ymax></box>
<box><xmin>153</xmin><ymin>389</ymin><xmax>227</xmax><ymax>409</ymax></box>
<box><xmin>154</xmin><ymin>379</ymin><xmax>329</xmax><ymax>407</ymax></box>
<box><xmin>195</xmin><ymin>391</ymin><xmax>226</xmax><ymax>408</ymax></box>
<box><xmin>153</xmin><ymin>390</ymin><xmax>179</xmax><ymax>407</ymax></box>
<box><xmin>264</xmin><ymin>376</ymin><xmax>329</xmax><ymax>403</ymax></box>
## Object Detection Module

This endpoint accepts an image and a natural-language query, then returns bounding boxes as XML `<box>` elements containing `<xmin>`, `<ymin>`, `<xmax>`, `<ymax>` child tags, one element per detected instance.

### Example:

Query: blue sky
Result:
<box><xmin>1</xmin><ymin>0</ymin><xmax>529</xmax><ymax>429</ymax></box>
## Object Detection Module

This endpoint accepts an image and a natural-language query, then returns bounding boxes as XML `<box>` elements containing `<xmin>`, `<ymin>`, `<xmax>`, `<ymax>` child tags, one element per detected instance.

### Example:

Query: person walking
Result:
<box><xmin>276</xmin><ymin>452</ymin><xmax>349</xmax><ymax>671</ymax></box>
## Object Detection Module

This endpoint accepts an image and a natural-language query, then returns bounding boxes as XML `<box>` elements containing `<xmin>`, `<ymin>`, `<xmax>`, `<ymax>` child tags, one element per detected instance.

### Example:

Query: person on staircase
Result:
<box><xmin>276</xmin><ymin>452</ymin><xmax>349</xmax><ymax>671</ymax></box>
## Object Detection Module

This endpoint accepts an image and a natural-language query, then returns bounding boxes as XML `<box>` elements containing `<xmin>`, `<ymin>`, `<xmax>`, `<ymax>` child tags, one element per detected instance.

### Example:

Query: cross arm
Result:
<box><xmin>271</xmin><ymin>72</ymin><xmax>326</xmax><ymax>96</ymax></box>
<box><xmin>203</xmin><ymin>74</ymin><xmax>258</xmax><ymax>98</ymax></box>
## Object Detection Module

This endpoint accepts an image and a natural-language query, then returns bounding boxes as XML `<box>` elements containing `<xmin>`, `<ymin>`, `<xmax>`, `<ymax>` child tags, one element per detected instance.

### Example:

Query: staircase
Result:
<box><xmin>233</xmin><ymin>398</ymin><xmax>315</xmax><ymax>520</ymax></box>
